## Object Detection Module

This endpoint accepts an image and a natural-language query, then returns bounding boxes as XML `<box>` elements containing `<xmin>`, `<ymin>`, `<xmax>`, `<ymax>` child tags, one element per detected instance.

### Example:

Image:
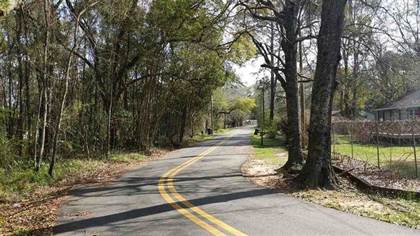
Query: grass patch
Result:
<box><xmin>214</xmin><ymin>128</ymin><xmax>232</xmax><ymax>134</ymax></box>
<box><xmin>0</xmin><ymin>159</ymin><xmax>102</xmax><ymax>201</ymax></box>
<box><xmin>185</xmin><ymin>128</ymin><xmax>233</xmax><ymax>145</ymax></box>
<box><xmin>250</xmin><ymin>134</ymin><xmax>287</xmax><ymax>165</ymax></box>
<box><xmin>0</xmin><ymin>152</ymin><xmax>150</xmax><ymax>201</ymax></box>
<box><xmin>188</xmin><ymin>134</ymin><xmax>213</xmax><ymax>144</ymax></box>
<box><xmin>333</xmin><ymin>135</ymin><xmax>419</xmax><ymax>178</ymax></box>
<box><xmin>293</xmin><ymin>185</ymin><xmax>420</xmax><ymax>229</ymax></box>
<box><xmin>110</xmin><ymin>152</ymin><xmax>146</xmax><ymax>163</ymax></box>
<box><xmin>0</xmin><ymin>151</ymin><xmax>159</xmax><ymax>235</ymax></box>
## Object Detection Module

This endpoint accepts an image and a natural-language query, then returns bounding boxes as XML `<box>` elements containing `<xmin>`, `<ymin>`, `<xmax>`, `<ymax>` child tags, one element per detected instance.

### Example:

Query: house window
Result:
<box><xmin>408</xmin><ymin>109</ymin><xmax>416</xmax><ymax>120</ymax></box>
<box><xmin>393</xmin><ymin>110</ymin><xmax>400</xmax><ymax>120</ymax></box>
<box><xmin>377</xmin><ymin>111</ymin><xmax>384</xmax><ymax>121</ymax></box>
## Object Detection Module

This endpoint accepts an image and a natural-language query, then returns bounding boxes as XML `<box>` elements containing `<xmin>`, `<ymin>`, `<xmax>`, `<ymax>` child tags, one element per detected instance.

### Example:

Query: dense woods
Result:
<box><xmin>0</xmin><ymin>0</ymin><xmax>256</xmax><ymax>176</ymax></box>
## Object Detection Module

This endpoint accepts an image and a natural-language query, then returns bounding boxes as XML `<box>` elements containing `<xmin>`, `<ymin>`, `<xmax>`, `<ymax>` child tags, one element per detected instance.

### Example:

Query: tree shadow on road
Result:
<box><xmin>52</xmin><ymin>188</ymin><xmax>277</xmax><ymax>234</ymax></box>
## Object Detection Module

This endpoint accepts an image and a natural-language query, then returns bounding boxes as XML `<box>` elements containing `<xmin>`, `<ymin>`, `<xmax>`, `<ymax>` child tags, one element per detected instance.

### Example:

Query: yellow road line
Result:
<box><xmin>158</xmin><ymin>178</ymin><xmax>225</xmax><ymax>235</ymax></box>
<box><xmin>159</xmin><ymin>137</ymin><xmax>247</xmax><ymax>236</ymax></box>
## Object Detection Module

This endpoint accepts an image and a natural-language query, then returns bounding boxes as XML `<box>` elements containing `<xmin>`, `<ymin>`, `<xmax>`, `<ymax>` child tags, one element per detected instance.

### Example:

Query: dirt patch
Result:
<box><xmin>241</xmin><ymin>159</ymin><xmax>283</xmax><ymax>189</ymax></box>
<box><xmin>333</xmin><ymin>154</ymin><xmax>420</xmax><ymax>192</ymax></box>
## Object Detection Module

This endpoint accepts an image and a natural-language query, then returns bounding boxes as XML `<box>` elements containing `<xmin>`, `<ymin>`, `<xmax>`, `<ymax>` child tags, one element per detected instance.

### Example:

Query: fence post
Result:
<box><xmin>389</xmin><ymin>123</ymin><xmax>393</xmax><ymax>169</ymax></box>
<box><xmin>350</xmin><ymin>122</ymin><xmax>354</xmax><ymax>160</ymax></box>
<box><xmin>332</xmin><ymin>122</ymin><xmax>335</xmax><ymax>155</ymax></box>
<box><xmin>411</xmin><ymin>121</ymin><xmax>418</xmax><ymax>178</ymax></box>
<box><xmin>376</xmin><ymin>120</ymin><xmax>380</xmax><ymax>168</ymax></box>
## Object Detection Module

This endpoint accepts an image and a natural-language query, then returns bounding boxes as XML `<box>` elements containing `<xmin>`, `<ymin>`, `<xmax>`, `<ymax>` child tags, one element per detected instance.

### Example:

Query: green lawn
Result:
<box><xmin>250</xmin><ymin>134</ymin><xmax>288</xmax><ymax>165</ymax></box>
<box><xmin>333</xmin><ymin>135</ymin><xmax>419</xmax><ymax>178</ymax></box>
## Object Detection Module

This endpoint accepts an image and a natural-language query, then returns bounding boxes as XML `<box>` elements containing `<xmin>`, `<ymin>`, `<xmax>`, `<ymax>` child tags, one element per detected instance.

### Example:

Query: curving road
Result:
<box><xmin>54</xmin><ymin>127</ymin><xmax>419</xmax><ymax>236</ymax></box>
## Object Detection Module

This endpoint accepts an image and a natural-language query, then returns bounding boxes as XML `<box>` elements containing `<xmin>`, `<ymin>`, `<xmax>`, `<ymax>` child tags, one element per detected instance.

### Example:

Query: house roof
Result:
<box><xmin>375</xmin><ymin>89</ymin><xmax>420</xmax><ymax>111</ymax></box>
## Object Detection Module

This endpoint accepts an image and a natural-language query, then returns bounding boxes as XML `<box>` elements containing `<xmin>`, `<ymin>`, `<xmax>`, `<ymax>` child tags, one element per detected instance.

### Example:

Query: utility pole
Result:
<box><xmin>261</xmin><ymin>85</ymin><xmax>265</xmax><ymax>146</ymax></box>
<box><xmin>259</xmin><ymin>79</ymin><xmax>266</xmax><ymax>146</ymax></box>
<box><xmin>210</xmin><ymin>94</ymin><xmax>214</xmax><ymax>134</ymax></box>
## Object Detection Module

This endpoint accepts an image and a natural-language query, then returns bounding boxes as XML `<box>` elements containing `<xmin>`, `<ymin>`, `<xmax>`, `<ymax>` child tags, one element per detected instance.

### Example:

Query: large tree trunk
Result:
<box><xmin>298</xmin><ymin>32</ymin><xmax>306</xmax><ymax>149</ymax></box>
<box><xmin>178</xmin><ymin>105</ymin><xmax>188</xmax><ymax>145</ymax></box>
<box><xmin>297</xmin><ymin>0</ymin><xmax>347</xmax><ymax>188</ymax></box>
<box><xmin>281</xmin><ymin>0</ymin><xmax>303</xmax><ymax>169</ymax></box>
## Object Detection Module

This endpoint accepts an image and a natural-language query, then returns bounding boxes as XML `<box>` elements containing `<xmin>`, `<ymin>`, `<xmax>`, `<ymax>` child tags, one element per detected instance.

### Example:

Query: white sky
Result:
<box><xmin>231</xmin><ymin>57</ymin><xmax>270</xmax><ymax>86</ymax></box>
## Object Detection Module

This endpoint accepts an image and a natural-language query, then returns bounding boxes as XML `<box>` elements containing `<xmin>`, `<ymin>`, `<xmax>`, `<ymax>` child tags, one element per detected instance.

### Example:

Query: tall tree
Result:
<box><xmin>35</xmin><ymin>0</ymin><xmax>51</xmax><ymax>171</ymax></box>
<box><xmin>297</xmin><ymin>0</ymin><xmax>347</xmax><ymax>188</ymax></box>
<box><xmin>241</xmin><ymin>0</ymin><xmax>309</xmax><ymax>169</ymax></box>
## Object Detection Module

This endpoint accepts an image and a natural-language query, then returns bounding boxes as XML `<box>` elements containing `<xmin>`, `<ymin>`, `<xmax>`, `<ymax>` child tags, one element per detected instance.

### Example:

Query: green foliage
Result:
<box><xmin>265</xmin><ymin>121</ymin><xmax>279</xmax><ymax>139</ymax></box>
<box><xmin>0</xmin><ymin>161</ymin><xmax>91</xmax><ymax>199</ymax></box>
<box><xmin>110</xmin><ymin>152</ymin><xmax>145</xmax><ymax>163</ymax></box>
<box><xmin>0</xmin><ymin>0</ymin><xmax>244</xmax><ymax>193</ymax></box>
<box><xmin>0</xmin><ymin>134</ymin><xmax>14</xmax><ymax>170</ymax></box>
<box><xmin>0</xmin><ymin>0</ymin><xmax>14</xmax><ymax>15</ymax></box>
<box><xmin>212</xmin><ymin>84</ymin><xmax>256</xmax><ymax>129</ymax></box>
<box><xmin>228</xmin><ymin>34</ymin><xmax>257</xmax><ymax>64</ymax></box>
<box><xmin>231</xmin><ymin>97</ymin><xmax>256</xmax><ymax>113</ymax></box>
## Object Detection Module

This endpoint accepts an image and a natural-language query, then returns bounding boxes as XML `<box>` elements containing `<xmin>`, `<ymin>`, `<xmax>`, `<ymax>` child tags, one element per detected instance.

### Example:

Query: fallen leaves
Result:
<box><xmin>241</xmin><ymin>159</ymin><xmax>287</xmax><ymax>189</ymax></box>
<box><xmin>0</xmin><ymin>149</ymin><xmax>168</xmax><ymax>235</ymax></box>
<box><xmin>333</xmin><ymin>155</ymin><xmax>420</xmax><ymax>192</ymax></box>
<box><xmin>0</xmin><ymin>186</ymin><xmax>66</xmax><ymax>235</ymax></box>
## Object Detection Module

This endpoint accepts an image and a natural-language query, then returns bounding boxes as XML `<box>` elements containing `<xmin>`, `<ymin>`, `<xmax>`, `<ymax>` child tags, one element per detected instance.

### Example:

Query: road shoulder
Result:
<box><xmin>242</xmin><ymin>134</ymin><xmax>420</xmax><ymax>230</ymax></box>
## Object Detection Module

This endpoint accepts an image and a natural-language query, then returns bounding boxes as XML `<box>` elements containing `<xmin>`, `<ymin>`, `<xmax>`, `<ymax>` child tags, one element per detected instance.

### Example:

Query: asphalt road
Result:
<box><xmin>55</xmin><ymin>127</ymin><xmax>420</xmax><ymax>236</ymax></box>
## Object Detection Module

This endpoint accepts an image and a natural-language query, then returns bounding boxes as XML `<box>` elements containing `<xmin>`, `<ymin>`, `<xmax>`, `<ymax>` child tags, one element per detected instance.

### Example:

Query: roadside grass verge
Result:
<box><xmin>0</xmin><ymin>152</ymin><xmax>148</xmax><ymax>201</ymax></box>
<box><xmin>333</xmin><ymin>135</ymin><xmax>418</xmax><ymax>178</ymax></box>
<box><xmin>0</xmin><ymin>151</ymin><xmax>161</xmax><ymax>235</ymax></box>
<box><xmin>292</xmin><ymin>185</ymin><xmax>420</xmax><ymax>229</ymax></box>
<box><xmin>250</xmin><ymin>134</ymin><xmax>287</xmax><ymax>165</ymax></box>
<box><xmin>246</xmin><ymin>134</ymin><xmax>420</xmax><ymax>229</ymax></box>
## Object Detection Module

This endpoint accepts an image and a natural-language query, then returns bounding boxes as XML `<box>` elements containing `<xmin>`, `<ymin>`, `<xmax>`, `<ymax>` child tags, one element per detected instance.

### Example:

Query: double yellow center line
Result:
<box><xmin>158</xmin><ymin>138</ymin><xmax>246</xmax><ymax>236</ymax></box>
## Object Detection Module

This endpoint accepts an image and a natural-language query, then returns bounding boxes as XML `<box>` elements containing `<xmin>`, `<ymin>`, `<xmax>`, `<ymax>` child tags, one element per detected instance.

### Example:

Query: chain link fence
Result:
<box><xmin>332</xmin><ymin>120</ymin><xmax>419</xmax><ymax>178</ymax></box>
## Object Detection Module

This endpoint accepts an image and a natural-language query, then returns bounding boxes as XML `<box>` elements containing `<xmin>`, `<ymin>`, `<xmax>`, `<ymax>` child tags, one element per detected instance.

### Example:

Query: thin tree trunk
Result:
<box><xmin>49</xmin><ymin>65</ymin><xmax>71</xmax><ymax>176</ymax></box>
<box><xmin>269</xmin><ymin>21</ymin><xmax>276</xmax><ymax>123</ymax></box>
<box><xmin>106</xmin><ymin>89</ymin><xmax>113</xmax><ymax>158</ymax></box>
<box><xmin>34</xmin><ymin>84</ymin><xmax>43</xmax><ymax>169</ymax></box>
<box><xmin>23</xmin><ymin>9</ymin><xmax>32</xmax><ymax>156</ymax></box>
<box><xmin>7</xmin><ymin>59</ymin><xmax>13</xmax><ymax>139</ymax></box>
<box><xmin>36</xmin><ymin>0</ymin><xmax>50</xmax><ymax>171</ymax></box>
<box><xmin>49</xmin><ymin>2</ymin><xmax>84</xmax><ymax>176</ymax></box>
<box><xmin>297</xmin><ymin>0</ymin><xmax>347</xmax><ymax>188</ymax></box>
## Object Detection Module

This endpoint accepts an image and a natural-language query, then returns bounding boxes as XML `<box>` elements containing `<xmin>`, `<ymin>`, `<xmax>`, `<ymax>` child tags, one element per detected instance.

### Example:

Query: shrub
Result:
<box><xmin>0</xmin><ymin>134</ymin><xmax>14</xmax><ymax>171</ymax></box>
